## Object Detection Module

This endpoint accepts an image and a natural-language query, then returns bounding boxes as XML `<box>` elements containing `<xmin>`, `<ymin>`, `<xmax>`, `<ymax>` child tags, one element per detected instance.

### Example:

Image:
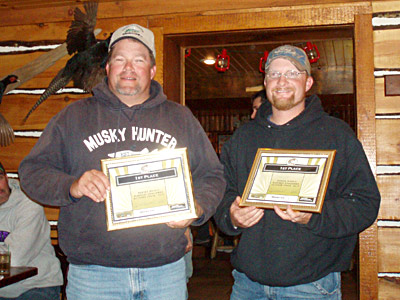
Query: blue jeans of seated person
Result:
<box><xmin>230</xmin><ymin>270</ymin><xmax>341</xmax><ymax>300</ymax></box>
<box><xmin>0</xmin><ymin>286</ymin><xmax>60</xmax><ymax>300</ymax></box>
<box><xmin>66</xmin><ymin>257</ymin><xmax>187</xmax><ymax>300</ymax></box>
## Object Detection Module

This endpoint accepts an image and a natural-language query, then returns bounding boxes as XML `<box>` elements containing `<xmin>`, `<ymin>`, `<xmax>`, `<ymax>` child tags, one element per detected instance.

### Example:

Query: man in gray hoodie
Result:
<box><xmin>19</xmin><ymin>24</ymin><xmax>225</xmax><ymax>300</ymax></box>
<box><xmin>0</xmin><ymin>162</ymin><xmax>63</xmax><ymax>300</ymax></box>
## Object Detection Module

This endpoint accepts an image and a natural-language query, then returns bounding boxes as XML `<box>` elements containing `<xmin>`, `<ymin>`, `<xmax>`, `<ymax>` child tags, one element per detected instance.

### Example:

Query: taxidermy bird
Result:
<box><xmin>23</xmin><ymin>1</ymin><xmax>110</xmax><ymax>122</ymax></box>
<box><xmin>0</xmin><ymin>75</ymin><xmax>18</xmax><ymax>147</ymax></box>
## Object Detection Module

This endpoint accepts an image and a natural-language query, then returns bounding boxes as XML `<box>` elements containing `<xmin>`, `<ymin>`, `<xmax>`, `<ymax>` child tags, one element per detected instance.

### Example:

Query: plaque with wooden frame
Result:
<box><xmin>240</xmin><ymin>149</ymin><xmax>336</xmax><ymax>213</ymax></box>
<box><xmin>101</xmin><ymin>148</ymin><xmax>198</xmax><ymax>231</ymax></box>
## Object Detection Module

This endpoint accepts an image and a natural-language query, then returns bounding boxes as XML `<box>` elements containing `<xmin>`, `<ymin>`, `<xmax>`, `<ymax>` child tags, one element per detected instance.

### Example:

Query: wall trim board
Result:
<box><xmin>377</xmin><ymin>220</ymin><xmax>400</xmax><ymax>227</ymax></box>
<box><xmin>6</xmin><ymin>88</ymin><xmax>87</xmax><ymax>95</ymax></box>
<box><xmin>378</xmin><ymin>273</ymin><xmax>400</xmax><ymax>278</ymax></box>
<box><xmin>376</xmin><ymin>115</ymin><xmax>400</xmax><ymax>118</ymax></box>
<box><xmin>5</xmin><ymin>173</ymin><xmax>18</xmax><ymax>178</ymax></box>
<box><xmin>14</xmin><ymin>131</ymin><xmax>42</xmax><ymax>138</ymax></box>
<box><xmin>374</xmin><ymin>69</ymin><xmax>400</xmax><ymax>77</ymax></box>
<box><xmin>0</xmin><ymin>44</ymin><xmax>61</xmax><ymax>53</ymax></box>
<box><xmin>377</xmin><ymin>165</ymin><xmax>400</xmax><ymax>174</ymax></box>
<box><xmin>372</xmin><ymin>13</ymin><xmax>400</xmax><ymax>29</ymax></box>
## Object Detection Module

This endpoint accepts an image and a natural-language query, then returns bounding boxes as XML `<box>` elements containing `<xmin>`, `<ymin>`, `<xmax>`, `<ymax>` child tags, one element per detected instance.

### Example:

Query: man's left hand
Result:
<box><xmin>274</xmin><ymin>205</ymin><xmax>312</xmax><ymax>224</ymax></box>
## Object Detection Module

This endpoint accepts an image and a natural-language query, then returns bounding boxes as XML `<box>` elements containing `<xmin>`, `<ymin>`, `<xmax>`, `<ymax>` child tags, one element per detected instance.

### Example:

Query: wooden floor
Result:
<box><xmin>187</xmin><ymin>246</ymin><xmax>358</xmax><ymax>300</ymax></box>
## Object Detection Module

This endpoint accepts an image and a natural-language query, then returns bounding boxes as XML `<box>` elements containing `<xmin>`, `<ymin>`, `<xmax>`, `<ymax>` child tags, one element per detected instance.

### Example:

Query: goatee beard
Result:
<box><xmin>271</xmin><ymin>94</ymin><xmax>295</xmax><ymax>111</ymax></box>
<box><xmin>116</xmin><ymin>85</ymin><xmax>141</xmax><ymax>96</ymax></box>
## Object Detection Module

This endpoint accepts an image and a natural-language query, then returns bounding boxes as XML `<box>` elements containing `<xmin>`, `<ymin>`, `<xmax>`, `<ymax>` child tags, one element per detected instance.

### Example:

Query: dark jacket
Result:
<box><xmin>214</xmin><ymin>94</ymin><xmax>380</xmax><ymax>286</ymax></box>
<box><xmin>19</xmin><ymin>79</ymin><xmax>225</xmax><ymax>268</ymax></box>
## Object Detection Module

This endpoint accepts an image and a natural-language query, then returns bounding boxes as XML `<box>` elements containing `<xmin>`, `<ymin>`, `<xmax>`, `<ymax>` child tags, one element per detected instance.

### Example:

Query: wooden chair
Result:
<box><xmin>45</xmin><ymin>207</ymin><xmax>68</xmax><ymax>300</ymax></box>
<box><xmin>210</xmin><ymin>221</ymin><xmax>239</xmax><ymax>259</ymax></box>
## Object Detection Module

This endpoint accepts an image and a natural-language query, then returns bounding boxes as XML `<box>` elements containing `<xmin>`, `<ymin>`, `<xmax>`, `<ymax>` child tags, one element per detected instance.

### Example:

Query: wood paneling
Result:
<box><xmin>355</xmin><ymin>13</ymin><xmax>379</xmax><ymax>300</ymax></box>
<box><xmin>378</xmin><ymin>277</ymin><xmax>400</xmax><ymax>300</ymax></box>
<box><xmin>0</xmin><ymin>17</ymin><xmax>146</xmax><ymax>43</ymax></box>
<box><xmin>373</xmin><ymin>7</ymin><xmax>400</xmax><ymax>300</ymax></box>
<box><xmin>0</xmin><ymin>137</ymin><xmax>38</xmax><ymax>172</ymax></box>
<box><xmin>0</xmin><ymin>52</ymin><xmax>68</xmax><ymax>82</ymax></box>
<box><xmin>376</xmin><ymin>119</ymin><xmax>400</xmax><ymax>165</ymax></box>
<box><xmin>374</xmin><ymin>29</ymin><xmax>400</xmax><ymax>69</ymax></box>
<box><xmin>186</xmin><ymin>74</ymin><xmax>264</xmax><ymax>100</ymax></box>
<box><xmin>0</xmin><ymin>94</ymin><xmax>82</xmax><ymax>130</ymax></box>
<box><xmin>0</xmin><ymin>22</ymin><xmax>70</xmax><ymax>42</ymax></box>
<box><xmin>152</xmin><ymin>27</ymin><xmax>164</xmax><ymax>86</ymax></box>
<box><xmin>378</xmin><ymin>175</ymin><xmax>400</xmax><ymax>220</ymax></box>
<box><xmin>373</xmin><ymin>0</ymin><xmax>400</xmax><ymax>13</ymax></box>
<box><xmin>185</xmin><ymin>43</ymin><xmax>354</xmax><ymax>99</ymax></box>
<box><xmin>375</xmin><ymin>78</ymin><xmax>400</xmax><ymax>115</ymax></box>
<box><xmin>378</xmin><ymin>227</ymin><xmax>400</xmax><ymax>272</ymax></box>
<box><xmin>150</xmin><ymin>4</ymin><xmax>370</xmax><ymax>34</ymax></box>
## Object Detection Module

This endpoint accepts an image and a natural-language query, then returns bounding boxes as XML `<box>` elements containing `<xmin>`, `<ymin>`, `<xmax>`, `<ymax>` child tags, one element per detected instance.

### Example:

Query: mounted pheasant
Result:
<box><xmin>0</xmin><ymin>75</ymin><xmax>18</xmax><ymax>147</ymax></box>
<box><xmin>23</xmin><ymin>1</ymin><xmax>110</xmax><ymax>122</ymax></box>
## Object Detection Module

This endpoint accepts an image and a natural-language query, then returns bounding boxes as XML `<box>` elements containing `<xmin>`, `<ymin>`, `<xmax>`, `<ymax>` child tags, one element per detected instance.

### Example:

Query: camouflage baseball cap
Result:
<box><xmin>0</xmin><ymin>162</ymin><xmax>5</xmax><ymax>175</ymax></box>
<box><xmin>265</xmin><ymin>45</ymin><xmax>311</xmax><ymax>75</ymax></box>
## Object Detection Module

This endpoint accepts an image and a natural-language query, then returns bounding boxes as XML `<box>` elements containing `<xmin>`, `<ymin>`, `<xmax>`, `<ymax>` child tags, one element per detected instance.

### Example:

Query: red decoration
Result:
<box><xmin>259</xmin><ymin>50</ymin><xmax>269</xmax><ymax>73</ymax></box>
<box><xmin>184</xmin><ymin>48</ymin><xmax>191</xmax><ymax>58</ymax></box>
<box><xmin>215</xmin><ymin>49</ymin><xmax>230</xmax><ymax>72</ymax></box>
<box><xmin>303</xmin><ymin>42</ymin><xmax>320</xmax><ymax>63</ymax></box>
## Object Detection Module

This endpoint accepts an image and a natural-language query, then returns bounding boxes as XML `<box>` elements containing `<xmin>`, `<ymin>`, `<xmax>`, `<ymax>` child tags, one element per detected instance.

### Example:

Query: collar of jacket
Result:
<box><xmin>255</xmin><ymin>94</ymin><xmax>326</xmax><ymax>130</ymax></box>
<box><xmin>91</xmin><ymin>78</ymin><xmax>167</xmax><ymax>111</ymax></box>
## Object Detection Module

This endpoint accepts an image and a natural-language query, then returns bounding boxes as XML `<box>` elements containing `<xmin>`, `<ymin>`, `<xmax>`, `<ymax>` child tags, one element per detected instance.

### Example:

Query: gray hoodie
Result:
<box><xmin>0</xmin><ymin>179</ymin><xmax>63</xmax><ymax>298</ymax></box>
<box><xmin>19</xmin><ymin>79</ymin><xmax>225</xmax><ymax>268</ymax></box>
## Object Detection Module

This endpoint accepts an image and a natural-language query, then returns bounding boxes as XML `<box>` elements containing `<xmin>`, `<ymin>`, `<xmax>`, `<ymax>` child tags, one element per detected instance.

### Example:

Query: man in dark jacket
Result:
<box><xmin>214</xmin><ymin>45</ymin><xmax>380</xmax><ymax>299</ymax></box>
<box><xmin>250</xmin><ymin>89</ymin><xmax>267</xmax><ymax>119</ymax></box>
<box><xmin>19</xmin><ymin>24</ymin><xmax>225</xmax><ymax>300</ymax></box>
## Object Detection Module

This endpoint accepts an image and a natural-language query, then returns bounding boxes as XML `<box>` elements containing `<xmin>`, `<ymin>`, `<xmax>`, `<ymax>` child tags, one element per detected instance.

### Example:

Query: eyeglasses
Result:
<box><xmin>266</xmin><ymin>70</ymin><xmax>306</xmax><ymax>80</ymax></box>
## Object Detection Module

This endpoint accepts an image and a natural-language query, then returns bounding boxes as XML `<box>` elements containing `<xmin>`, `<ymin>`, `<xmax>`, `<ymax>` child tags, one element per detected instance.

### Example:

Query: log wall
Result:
<box><xmin>372</xmin><ymin>1</ymin><xmax>400</xmax><ymax>298</ymax></box>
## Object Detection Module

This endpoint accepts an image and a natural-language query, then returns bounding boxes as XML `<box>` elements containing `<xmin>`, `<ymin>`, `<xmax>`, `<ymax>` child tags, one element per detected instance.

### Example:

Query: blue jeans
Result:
<box><xmin>66</xmin><ymin>257</ymin><xmax>187</xmax><ymax>300</ymax></box>
<box><xmin>0</xmin><ymin>286</ymin><xmax>60</xmax><ymax>300</ymax></box>
<box><xmin>230</xmin><ymin>270</ymin><xmax>341</xmax><ymax>300</ymax></box>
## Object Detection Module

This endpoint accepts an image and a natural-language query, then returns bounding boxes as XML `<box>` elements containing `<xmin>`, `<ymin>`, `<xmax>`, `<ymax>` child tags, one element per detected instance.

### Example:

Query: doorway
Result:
<box><xmin>164</xmin><ymin>25</ymin><xmax>356</xmax><ymax>153</ymax></box>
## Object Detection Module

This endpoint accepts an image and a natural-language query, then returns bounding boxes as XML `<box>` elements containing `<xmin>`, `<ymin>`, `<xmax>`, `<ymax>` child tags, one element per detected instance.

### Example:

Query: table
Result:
<box><xmin>0</xmin><ymin>267</ymin><xmax>38</xmax><ymax>288</ymax></box>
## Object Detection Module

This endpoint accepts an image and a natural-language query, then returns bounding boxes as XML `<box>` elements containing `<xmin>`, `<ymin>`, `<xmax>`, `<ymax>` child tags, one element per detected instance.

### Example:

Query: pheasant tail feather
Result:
<box><xmin>23</xmin><ymin>69</ymin><xmax>71</xmax><ymax>122</ymax></box>
<box><xmin>0</xmin><ymin>112</ymin><xmax>15</xmax><ymax>147</ymax></box>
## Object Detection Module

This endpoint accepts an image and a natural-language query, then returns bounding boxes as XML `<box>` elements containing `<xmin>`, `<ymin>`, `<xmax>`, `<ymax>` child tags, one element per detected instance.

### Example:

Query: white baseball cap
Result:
<box><xmin>109</xmin><ymin>24</ymin><xmax>156</xmax><ymax>58</ymax></box>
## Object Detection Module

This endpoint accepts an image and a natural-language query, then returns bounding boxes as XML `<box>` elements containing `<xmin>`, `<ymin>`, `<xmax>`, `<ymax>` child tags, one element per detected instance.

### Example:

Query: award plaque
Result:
<box><xmin>240</xmin><ymin>149</ymin><xmax>336</xmax><ymax>213</ymax></box>
<box><xmin>101</xmin><ymin>148</ymin><xmax>198</xmax><ymax>230</ymax></box>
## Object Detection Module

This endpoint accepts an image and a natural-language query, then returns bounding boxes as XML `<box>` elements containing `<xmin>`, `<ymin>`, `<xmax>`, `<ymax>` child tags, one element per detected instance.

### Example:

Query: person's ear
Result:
<box><xmin>150</xmin><ymin>65</ymin><xmax>157</xmax><ymax>80</ymax></box>
<box><xmin>305</xmin><ymin>76</ymin><xmax>314</xmax><ymax>92</ymax></box>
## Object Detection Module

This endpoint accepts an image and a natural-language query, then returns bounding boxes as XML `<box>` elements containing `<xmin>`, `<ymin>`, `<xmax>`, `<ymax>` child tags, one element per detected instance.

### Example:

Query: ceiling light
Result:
<box><xmin>202</xmin><ymin>58</ymin><xmax>216</xmax><ymax>65</ymax></box>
